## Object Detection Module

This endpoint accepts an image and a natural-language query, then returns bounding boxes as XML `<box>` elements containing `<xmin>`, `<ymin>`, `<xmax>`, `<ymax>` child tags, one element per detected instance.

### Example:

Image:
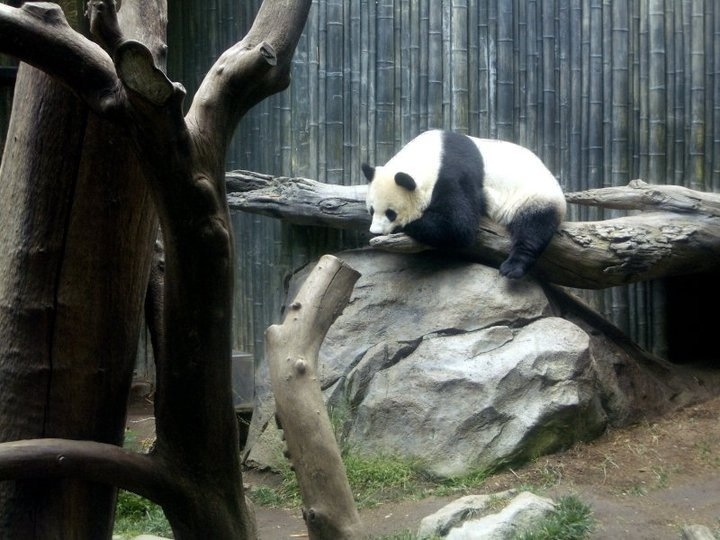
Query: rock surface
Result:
<box><xmin>344</xmin><ymin>317</ymin><xmax>606</xmax><ymax>477</ymax></box>
<box><xmin>245</xmin><ymin>249</ymin><xmax>720</xmax><ymax>476</ymax></box>
<box><xmin>681</xmin><ymin>524</ymin><xmax>716</xmax><ymax>540</ymax></box>
<box><xmin>416</xmin><ymin>491</ymin><xmax>516</xmax><ymax>539</ymax></box>
<box><xmin>444</xmin><ymin>491</ymin><xmax>556</xmax><ymax>540</ymax></box>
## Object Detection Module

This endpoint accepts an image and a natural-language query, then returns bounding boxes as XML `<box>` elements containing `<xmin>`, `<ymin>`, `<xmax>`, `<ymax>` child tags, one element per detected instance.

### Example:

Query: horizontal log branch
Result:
<box><xmin>0</xmin><ymin>439</ymin><xmax>172</xmax><ymax>506</ymax></box>
<box><xmin>226</xmin><ymin>171</ymin><xmax>720</xmax><ymax>289</ymax></box>
<box><xmin>566</xmin><ymin>179</ymin><xmax>720</xmax><ymax>215</ymax></box>
<box><xmin>226</xmin><ymin>170</ymin><xmax>369</xmax><ymax>228</ymax></box>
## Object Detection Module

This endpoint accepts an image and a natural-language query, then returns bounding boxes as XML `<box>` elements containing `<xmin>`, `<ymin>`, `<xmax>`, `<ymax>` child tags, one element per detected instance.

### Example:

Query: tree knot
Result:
<box><xmin>259</xmin><ymin>41</ymin><xmax>277</xmax><ymax>66</ymax></box>
<box><xmin>294</xmin><ymin>358</ymin><xmax>307</xmax><ymax>375</ymax></box>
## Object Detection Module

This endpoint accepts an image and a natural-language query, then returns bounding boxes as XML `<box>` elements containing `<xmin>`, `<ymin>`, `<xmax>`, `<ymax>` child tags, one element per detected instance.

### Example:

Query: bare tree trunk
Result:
<box><xmin>0</xmin><ymin>1</ymin><xmax>312</xmax><ymax>537</ymax></box>
<box><xmin>266</xmin><ymin>255</ymin><xmax>364</xmax><ymax>540</ymax></box>
<box><xmin>0</xmin><ymin>1</ymin><xmax>161</xmax><ymax>533</ymax></box>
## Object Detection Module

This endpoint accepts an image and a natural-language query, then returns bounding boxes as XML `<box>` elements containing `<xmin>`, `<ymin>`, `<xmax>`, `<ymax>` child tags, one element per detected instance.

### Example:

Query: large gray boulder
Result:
<box><xmin>302</xmin><ymin>250</ymin><xmax>550</xmax><ymax>388</ymax></box>
<box><xmin>245</xmin><ymin>249</ymin><xmax>720</xmax><ymax>476</ymax></box>
<box><xmin>344</xmin><ymin>317</ymin><xmax>606</xmax><ymax>477</ymax></box>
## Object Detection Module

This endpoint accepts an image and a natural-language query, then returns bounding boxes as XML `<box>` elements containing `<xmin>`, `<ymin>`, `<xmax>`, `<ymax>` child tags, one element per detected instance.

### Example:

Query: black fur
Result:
<box><xmin>394</xmin><ymin>172</ymin><xmax>417</xmax><ymax>191</ymax></box>
<box><xmin>402</xmin><ymin>132</ymin><xmax>485</xmax><ymax>249</ymax></box>
<box><xmin>362</xmin><ymin>163</ymin><xmax>375</xmax><ymax>181</ymax></box>
<box><xmin>500</xmin><ymin>206</ymin><xmax>560</xmax><ymax>279</ymax></box>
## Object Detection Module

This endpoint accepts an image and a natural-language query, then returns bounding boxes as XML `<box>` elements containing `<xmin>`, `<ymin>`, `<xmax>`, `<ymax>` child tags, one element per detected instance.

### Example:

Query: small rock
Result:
<box><xmin>681</xmin><ymin>524</ymin><xmax>716</xmax><ymax>540</ymax></box>
<box><xmin>445</xmin><ymin>491</ymin><xmax>555</xmax><ymax>540</ymax></box>
<box><xmin>416</xmin><ymin>490</ymin><xmax>516</xmax><ymax>539</ymax></box>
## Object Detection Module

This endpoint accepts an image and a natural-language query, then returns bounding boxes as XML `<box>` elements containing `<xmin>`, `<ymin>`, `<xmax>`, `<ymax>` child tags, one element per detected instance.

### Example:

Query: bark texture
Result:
<box><xmin>0</xmin><ymin>1</ymin><xmax>160</xmax><ymax>536</ymax></box>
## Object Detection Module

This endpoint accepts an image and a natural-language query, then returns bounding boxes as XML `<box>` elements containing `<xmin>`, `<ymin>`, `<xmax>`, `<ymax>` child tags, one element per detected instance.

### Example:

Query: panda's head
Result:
<box><xmin>362</xmin><ymin>163</ymin><xmax>424</xmax><ymax>235</ymax></box>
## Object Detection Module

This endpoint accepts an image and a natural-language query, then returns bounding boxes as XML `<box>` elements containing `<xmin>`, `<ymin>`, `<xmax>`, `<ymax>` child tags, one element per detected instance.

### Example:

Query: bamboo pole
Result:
<box><xmin>673</xmin><ymin>1</ymin><xmax>686</xmax><ymax>184</ymax></box>
<box><xmin>557</xmin><ymin>0</ymin><xmax>571</xmax><ymax>184</ymax></box>
<box><xmin>427</xmin><ymin>0</ymin><xmax>443</xmax><ymax>129</ymax></box>
<box><xmin>325</xmin><ymin>0</ymin><xmax>343</xmax><ymax>184</ymax></box>
<box><xmin>540</xmin><ymin>0</ymin><xmax>555</xmax><ymax>169</ymax></box>
<box><xmin>496</xmin><ymin>0</ymin><xmax>513</xmax><ymax>140</ymax></box>
<box><xmin>688</xmin><ymin>0</ymin><xmax>705</xmax><ymax>190</ymax></box>
<box><xmin>648</xmin><ymin>0</ymin><xmax>666</xmax><ymax>185</ymax></box>
<box><xmin>569</xmin><ymin>0</ymin><xmax>582</xmax><ymax>202</ymax></box>
<box><xmin>418</xmin><ymin>0</ymin><xmax>429</xmax><ymax>131</ymax></box>
<box><xmin>376</xmin><ymin>0</ymin><xmax>394</xmax><ymax>157</ymax></box>
<box><xmin>347</xmin><ymin>0</ymin><xmax>360</xmax><ymax>183</ymax></box>
<box><xmin>467</xmin><ymin>0</ymin><xmax>479</xmax><ymax>133</ymax></box>
<box><xmin>451</xmin><ymin>0</ymin><xmax>469</xmax><ymax>133</ymax></box>
<box><xmin>477</xmin><ymin>0</ymin><xmax>490</xmax><ymax>134</ymax></box>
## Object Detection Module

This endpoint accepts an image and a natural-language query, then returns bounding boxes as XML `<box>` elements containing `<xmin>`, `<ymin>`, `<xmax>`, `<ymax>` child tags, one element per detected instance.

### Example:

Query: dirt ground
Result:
<box><xmin>127</xmin><ymin>395</ymin><xmax>720</xmax><ymax>540</ymax></box>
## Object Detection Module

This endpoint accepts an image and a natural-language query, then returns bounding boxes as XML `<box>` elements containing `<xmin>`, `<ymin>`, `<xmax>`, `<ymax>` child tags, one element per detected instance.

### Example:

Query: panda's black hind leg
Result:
<box><xmin>500</xmin><ymin>206</ymin><xmax>560</xmax><ymax>279</ymax></box>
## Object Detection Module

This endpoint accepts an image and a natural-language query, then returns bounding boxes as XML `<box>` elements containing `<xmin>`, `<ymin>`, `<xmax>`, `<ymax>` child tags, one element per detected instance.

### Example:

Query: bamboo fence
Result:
<box><xmin>2</xmin><ymin>1</ymin><xmax>717</xmax><ymax>363</ymax></box>
<box><xmin>163</xmin><ymin>0</ymin><xmax>720</xmax><ymax>362</ymax></box>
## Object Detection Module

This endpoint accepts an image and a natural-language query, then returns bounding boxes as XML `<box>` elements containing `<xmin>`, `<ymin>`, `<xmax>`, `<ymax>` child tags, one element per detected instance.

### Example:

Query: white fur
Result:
<box><xmin>472</xmin><ymin>138</ymin><xmax>566</xmax><ymax>225</ymax></box>
<box><xmin>366</xmin><ymin>130</ymin><xmax>566</xmax><ymax>234</ymax></box>
<box><xmin>366</xmin><ymin>131</ymin><xmax>443</xmax><ymax>234</ymax></box>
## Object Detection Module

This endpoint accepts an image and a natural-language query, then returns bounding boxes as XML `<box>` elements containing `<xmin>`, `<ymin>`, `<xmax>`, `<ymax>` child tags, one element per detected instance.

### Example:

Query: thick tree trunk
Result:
<box><xmin>0</xmin><ymin>3</ymin><xmax>166</xmax><ymax>536</ymax></box>
<box><xmin>0</xmin><ymin>56</ymin><xmax>157</xmax><ymax>540</ymax></box>
<box><xmin>226</xmin><ymin>171</ymin><xmax>720</xmax><ymax>289</ymax></box>
<box><xmin>0</xmin><ymin>1</ymin><xmax>313</xmax><ymax>538</ymax></box>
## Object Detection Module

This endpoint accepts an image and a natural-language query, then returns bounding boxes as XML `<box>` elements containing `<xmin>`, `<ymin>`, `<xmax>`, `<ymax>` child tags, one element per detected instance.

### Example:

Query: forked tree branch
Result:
<box><xmin>187</xmin><ymin>0</ymin><xmax>313</xmax><ymax>155</ymax></box>
<box><xmin>0</xmin><ymin>2</ymin><xmax>123</xmax><ymax>116</ymax></box>
<box><xmin>0</xmin><ymin>1</ymin><xmax>313</xmax><ymax>537</ymax></box>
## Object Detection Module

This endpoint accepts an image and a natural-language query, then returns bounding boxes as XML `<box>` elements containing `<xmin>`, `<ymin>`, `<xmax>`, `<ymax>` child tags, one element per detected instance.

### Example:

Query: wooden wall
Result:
<box><xmin>0</xmin><ymin>2</ymin><xmax>717</xmax><ymax>364</ymax></box>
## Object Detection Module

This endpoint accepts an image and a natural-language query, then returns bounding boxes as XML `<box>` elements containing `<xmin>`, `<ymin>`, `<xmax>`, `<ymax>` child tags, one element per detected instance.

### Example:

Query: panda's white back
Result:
<box><xmin>468</xmin><ymin>137</ymin><xmax>566</xmax><ymax>226</ymax></box>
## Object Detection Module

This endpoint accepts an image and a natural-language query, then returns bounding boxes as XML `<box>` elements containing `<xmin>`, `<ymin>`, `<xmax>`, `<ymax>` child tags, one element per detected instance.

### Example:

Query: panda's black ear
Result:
<box><xmin>395</xmin><ymin>172</ymin><xmax>417</xmax><ymax>191</ymax></box>
<box><xmin>361</xmin><ymin>163</ymin><xmax>375</xmax><ymax>182</ymax></box>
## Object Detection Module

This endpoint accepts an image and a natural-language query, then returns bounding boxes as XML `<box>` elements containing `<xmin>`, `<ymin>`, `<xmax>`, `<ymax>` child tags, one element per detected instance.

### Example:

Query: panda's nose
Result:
<box><xmin>369</xmin><ymin>223</ymin><xmax>383</xmax><ymax>235</ymax></box>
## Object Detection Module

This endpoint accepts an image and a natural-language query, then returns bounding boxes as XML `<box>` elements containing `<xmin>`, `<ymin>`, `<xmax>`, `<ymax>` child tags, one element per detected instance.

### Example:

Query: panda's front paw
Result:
<box><xmin>499</xmin><ymin>259</ymin><xmax>529</xmax><ymax>279</ymax></box>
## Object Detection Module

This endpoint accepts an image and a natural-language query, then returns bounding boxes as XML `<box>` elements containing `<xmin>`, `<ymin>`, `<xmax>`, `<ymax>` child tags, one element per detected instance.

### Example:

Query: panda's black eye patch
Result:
<box><xmin>369</xmin><ymin>206</ymin><xmax>374</xmax><ymax>216</ymax></box>
<box><xmin>386</xmin><ymin>209</ymin><xmax>397</xmax><ymax>222</ymax></box>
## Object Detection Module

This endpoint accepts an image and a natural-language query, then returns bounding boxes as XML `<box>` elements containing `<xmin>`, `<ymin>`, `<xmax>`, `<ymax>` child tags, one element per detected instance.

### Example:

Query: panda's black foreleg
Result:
<box><xmin>403</xmin><ymin>207</ymin><xmax>478</xmax><ymax>249</ymax></box>
<box><xmin>500</xmin><ymin>206</ymin><xmax>560</xmax><ymax>279</ymax></box>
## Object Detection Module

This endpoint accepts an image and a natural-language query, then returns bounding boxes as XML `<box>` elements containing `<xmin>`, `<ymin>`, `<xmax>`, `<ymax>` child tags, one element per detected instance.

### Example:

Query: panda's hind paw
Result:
<box><xmin>499</xmin><ymin>260</ymin><xmax>529</xmax><ymax>280</ymax></box>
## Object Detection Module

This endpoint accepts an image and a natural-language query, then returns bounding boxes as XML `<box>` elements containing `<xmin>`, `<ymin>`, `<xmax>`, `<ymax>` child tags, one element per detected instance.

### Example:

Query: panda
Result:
<box><xmin>361</xmin><ymin>129</ymin><xmax>566</xmax><ymax>279</ymax></box>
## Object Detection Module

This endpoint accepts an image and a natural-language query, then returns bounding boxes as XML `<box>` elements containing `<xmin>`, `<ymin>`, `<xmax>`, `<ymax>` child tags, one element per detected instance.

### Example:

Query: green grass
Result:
<box><xmin>433</xmin><ymin>467</ymin><xmax>492</xmax><ymax>497</ymax></box>
<box><xmin>514</xmin><ymin>495</ymin><xmax>595</xmax><ymax>540</ymax></box>
<box><xmin>247</xmin><ymin>451</ymin><xmax>496</xmax><ymax>509</ymax></box>
<box><xmin>247</xmin><ymin>453</ymin><xmax>434</xmax><ymax>509</ymax></box>
<box><xmin>111</xmin><ymin>458</ymin><xmax>593</xmax><ymax>540</ymax></box>
<box><xmin>248</xmin><ymin>465</ymin><xmax>302</xmax><ymax>508</ymax></box>
<box><xmin>343</xmin><ymin>453</ymin><xmax>430</xmax><ymax>507</ymax></box>
<box><xmin>113</xmin><ymin>490</ymin><xmax>173</xmax><ymax>538</ymax></box>
<box><xmin>372</xmin><ymin>531</ymin><xmax>432</xmax><ymax>540</ymax></box>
